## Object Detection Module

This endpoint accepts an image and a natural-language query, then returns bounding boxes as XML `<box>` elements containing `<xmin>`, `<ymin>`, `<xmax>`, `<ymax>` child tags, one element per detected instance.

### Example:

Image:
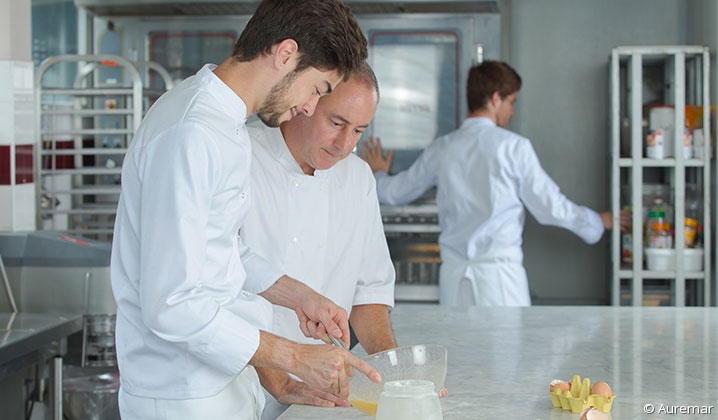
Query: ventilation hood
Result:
<box><xmin>74</xmin><ymin>0</ymin><xmax>499</xmax><ymax>17</ymax></box>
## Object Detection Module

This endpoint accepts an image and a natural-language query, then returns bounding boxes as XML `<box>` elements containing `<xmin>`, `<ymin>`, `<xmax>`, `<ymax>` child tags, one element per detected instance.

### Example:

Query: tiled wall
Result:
<box><xmin>0</xmin><ymin>59</ymin><xmax>36</xmax><ymax>231</ymax></box>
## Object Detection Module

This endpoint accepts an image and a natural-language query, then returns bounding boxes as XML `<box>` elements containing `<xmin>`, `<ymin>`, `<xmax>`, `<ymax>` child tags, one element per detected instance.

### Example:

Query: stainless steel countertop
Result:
<box><xmin>279</xmin><ymin>305</ymin><xmax>718</xmax><ymax>419</ymax></box>
<box><xmin>0</xmin><ymin>312</ymin><xmax>83</xmax><ymax>379</ymax></box>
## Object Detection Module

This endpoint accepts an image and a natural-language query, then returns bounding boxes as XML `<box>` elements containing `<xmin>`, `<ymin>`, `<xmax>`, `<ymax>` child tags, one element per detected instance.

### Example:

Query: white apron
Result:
<box><xmin>439</xmin><ymin>249</ymin><xmax>531</xmax><ymax>307</ymax></box>
<box><xmin>119</xmin><ymin>366</ymin><xmax>265</xmax><ymax>420</ymax></box>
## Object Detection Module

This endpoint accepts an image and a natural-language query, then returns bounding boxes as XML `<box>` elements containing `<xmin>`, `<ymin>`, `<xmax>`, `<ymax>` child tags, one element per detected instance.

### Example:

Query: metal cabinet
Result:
<box><xmin>609</xmin><ymin>46</ymin><xmax>712</xmax><ymax>306</ymax></box>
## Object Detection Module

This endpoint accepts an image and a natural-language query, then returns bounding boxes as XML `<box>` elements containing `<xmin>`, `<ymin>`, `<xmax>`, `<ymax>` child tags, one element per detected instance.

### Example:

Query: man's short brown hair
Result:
<box><xmin>467</xmin><ymin>61</ymin><xmax>522</xmax><ymax>112</ymax></box>
<box><xmin>233</xmin><ymin>0</ymin><xmax>368</xmax><ymax>80</ymax></box>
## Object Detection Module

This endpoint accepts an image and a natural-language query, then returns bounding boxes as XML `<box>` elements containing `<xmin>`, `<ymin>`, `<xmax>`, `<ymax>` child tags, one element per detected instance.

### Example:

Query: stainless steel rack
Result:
<box><xmin>34</xmin><ymin>54</ymin><xmax>172</xmax><ymax>241</ymax></box>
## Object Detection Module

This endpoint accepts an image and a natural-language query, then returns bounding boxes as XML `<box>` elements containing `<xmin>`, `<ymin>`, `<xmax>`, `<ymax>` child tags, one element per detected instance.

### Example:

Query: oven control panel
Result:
<box><xmin>380</xmin><ymin>204</ymin><xmax>440</xmax><ymax>234</ymax></box>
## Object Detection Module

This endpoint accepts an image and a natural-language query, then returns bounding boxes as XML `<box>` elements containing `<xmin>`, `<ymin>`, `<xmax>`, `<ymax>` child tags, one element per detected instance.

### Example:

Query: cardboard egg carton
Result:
<box><xmin>548</xmin><ymin>374</ymin><xmax>615</xmax><ymax>414</ymax></box>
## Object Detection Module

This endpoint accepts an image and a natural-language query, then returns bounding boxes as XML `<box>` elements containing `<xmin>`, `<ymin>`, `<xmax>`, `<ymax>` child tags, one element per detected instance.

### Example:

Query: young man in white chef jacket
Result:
<box><xmin>360</xmin><ymin>60</ymin><xmax>630</xmax><ymax>308</ymax></box>
<box><xmin>110</xmin><ymin>1</ymin><xmax>381</xmax><ymax>419</ymax></box>
<box><xmin>242</xmin><ymin>62</ymin><xmax>397</xmax><ymax>419</ymax></box>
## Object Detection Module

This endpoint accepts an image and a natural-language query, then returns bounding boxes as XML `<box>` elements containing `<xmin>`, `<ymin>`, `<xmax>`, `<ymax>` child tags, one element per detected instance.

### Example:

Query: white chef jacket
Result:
<box><xmin>111</xmin><ymin>64</ymin><xmax>284</xmax><ymax>401</ymax></box>
<box><xmin>374</xmin><ymin>117</ymin><xmax>604</xmax><ymax>306</ymax></box>
<box><xmin>242</xmin><ymin>122</ymin><xmax>395</xmax><ymax>345</ymax></box>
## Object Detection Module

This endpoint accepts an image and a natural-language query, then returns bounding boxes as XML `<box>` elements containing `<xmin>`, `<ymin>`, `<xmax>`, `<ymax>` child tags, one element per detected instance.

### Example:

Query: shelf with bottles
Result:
<box><xmin>618</xmin><ymin>179</ymin><xmax>705</xmax><ymax>273</ymax></box>
<box><xmin>610</xmin><ymin>45</ymin><xmax>712</xmax><ymax>307</ymax></box>
<box><xmin>618</xmin><ymin>104</ymin><xmax>713</xmax><ymax>162</ymax></box>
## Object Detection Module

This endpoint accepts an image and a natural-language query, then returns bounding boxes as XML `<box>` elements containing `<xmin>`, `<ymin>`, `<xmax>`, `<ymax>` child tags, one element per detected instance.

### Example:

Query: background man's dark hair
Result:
<box><xmin>467</xmin><ymin>60</ymin><xmax>522</xmax><ymax>112</ymax></box>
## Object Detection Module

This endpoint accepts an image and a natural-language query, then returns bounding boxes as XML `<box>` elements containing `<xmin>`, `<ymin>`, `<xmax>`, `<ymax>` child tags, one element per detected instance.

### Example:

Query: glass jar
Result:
<box><xmin>375</xmin><ymin>380</ymin><xmax>443</xmax><ymax>420</ymax></box>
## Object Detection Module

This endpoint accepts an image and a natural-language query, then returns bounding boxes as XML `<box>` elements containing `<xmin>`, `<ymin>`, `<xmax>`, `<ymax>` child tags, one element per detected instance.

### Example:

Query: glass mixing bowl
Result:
<box><xmin>348</xmin><ymin>344</ymin><xmax>448</xmax><ymax>417</ymax></box>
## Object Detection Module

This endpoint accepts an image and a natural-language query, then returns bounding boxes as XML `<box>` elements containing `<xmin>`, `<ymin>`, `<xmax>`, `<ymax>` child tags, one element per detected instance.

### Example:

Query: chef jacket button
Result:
<box><xmin>320</xmin><ymin>183</ymin><xmax>327</xmax><ymax>191</ymax></box>
<box><xmin>318</xmin><ymin>242</ymin><xmax>324</xmax><ymax>248</ymax></box>
<box><xmin>293</xmin><ymin>181</ymin><xmax>300</xmax><ymax>188</ymax></box>
<box><xmin>240</xmin><ymin>192</ymin><xmax>247</xmax><ymax>199</ymax></box>
<box><xmin>290</xmin><ymin>236</ymin><xmax>298</xmax><ymax>244</ymax></box>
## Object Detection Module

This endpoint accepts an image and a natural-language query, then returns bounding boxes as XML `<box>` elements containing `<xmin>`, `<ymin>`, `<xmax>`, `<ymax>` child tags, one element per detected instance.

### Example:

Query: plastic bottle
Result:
<box><xmin>684</xmin><ymin>217</ymin><xmax>698</xmax><ymax>248</ymax></box>
<box><xmin>644</xmin><ymin>196</ymin><xmax>666</xmax><ymax>248</ymax></box>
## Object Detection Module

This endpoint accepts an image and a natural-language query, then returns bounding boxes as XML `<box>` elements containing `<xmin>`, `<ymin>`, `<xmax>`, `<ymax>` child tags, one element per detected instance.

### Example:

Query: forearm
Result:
<box><xmin>349</xmin><ymin>304</ymin><xmax>396</xmax><ymax>355</ymax></box>
<box><xmin>259</xmin><ymin>275</ymin><xmax>311</xmax><ymax>311</ymax></box>
<box><xmin>259</xmin><ymin>276</ymin><xmax>349</xmax><ymax>343</ymax></box>
<box><xmin>250</xmin><ymin>331</ymin><xmax>300</xmax><ymax>372</ymax></box>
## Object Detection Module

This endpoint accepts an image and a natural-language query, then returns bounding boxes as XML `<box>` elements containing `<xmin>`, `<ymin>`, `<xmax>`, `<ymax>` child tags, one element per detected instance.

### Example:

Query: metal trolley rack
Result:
<box><xmin>34</xmin><ymin>54</ymin><xmax>173</xmax><ymax>241</ymax></box>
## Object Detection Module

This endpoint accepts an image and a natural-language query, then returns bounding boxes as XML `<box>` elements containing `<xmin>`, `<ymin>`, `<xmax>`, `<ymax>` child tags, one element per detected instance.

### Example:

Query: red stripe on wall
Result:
<box><xmin>0</xmin><ymin>145</ymin><xmax>10</xmax><ymax>185</ymax></box>
<box><xmin>15</xmin><ymin>144</ymin><xmax>34</xmax><ymax>184</ymax></box>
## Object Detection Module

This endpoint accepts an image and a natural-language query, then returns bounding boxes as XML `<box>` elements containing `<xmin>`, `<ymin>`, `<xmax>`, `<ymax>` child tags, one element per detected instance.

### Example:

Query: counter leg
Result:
<box><xmin>48</xmin><ymin>356</ymin><xmax>63</xmax><ymax>420</ymax></box>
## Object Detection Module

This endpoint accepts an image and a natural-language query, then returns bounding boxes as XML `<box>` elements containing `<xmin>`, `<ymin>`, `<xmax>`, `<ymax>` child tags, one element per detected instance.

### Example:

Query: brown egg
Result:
<box><xmin>549</xmin><ymin>380</ymin><xmax>571</xmax><ymax>392</ymax></box>
<box><xmin>591</xmin><ymin>381</ymin><xmax>613</xmax><ymax>397</ymax></box>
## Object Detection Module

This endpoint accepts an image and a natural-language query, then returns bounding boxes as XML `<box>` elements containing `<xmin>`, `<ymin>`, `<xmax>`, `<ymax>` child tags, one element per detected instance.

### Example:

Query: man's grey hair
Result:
<box><xmin>352</xmin><ymin>61</ymin><xmax>380</xmax><ymax>102</ymax></box>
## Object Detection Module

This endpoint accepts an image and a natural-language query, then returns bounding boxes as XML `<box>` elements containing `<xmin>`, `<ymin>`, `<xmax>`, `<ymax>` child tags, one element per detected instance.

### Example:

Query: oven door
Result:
<box><xmin>358</xmin><ymin>13</ymin><xmax>499</xmax><ymax>301</ymax></box>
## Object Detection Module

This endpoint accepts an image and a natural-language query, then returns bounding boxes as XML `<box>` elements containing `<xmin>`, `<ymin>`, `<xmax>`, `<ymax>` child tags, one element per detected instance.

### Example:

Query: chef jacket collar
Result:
<box><xmin>198</xmin><ymin>64</ymin><xmax>248</xmax><ymax>126</ymax></box>
<box><xmin>462</xmin><ymin>116</ymin><xmax>496</xmax><ymax>128</ymax></box>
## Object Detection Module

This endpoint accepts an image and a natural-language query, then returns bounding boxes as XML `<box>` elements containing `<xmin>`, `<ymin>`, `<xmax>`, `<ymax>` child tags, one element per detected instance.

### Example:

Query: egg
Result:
<box><xmin>580</xmin><ymin>407</ymin><xmax>609</xmax><ymax>420</ymax></box>
<box><xmin>549</xmin><ymin>379</ymin><xmax>571</xmax><ymax>392</ymax></box>
<box><xmin>591</xmin><ymin>381</ymin><xmax>613</xmax><ymax>397</ymax></box>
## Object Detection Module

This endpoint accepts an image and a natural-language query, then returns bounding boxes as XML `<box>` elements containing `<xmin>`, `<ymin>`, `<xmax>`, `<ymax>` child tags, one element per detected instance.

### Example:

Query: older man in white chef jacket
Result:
<box><xmin>361</xmin><ymin>60</ymin><xmax>630</xmax><ymax>307</ymax></box>
<box><xmin>241</xmin><ymin>62</ymin><xmax>397</xmax><ymax>419</ymax></box>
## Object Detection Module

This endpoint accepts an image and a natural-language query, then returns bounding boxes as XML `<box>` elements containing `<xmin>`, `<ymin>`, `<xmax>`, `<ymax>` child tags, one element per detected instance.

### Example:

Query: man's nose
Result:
<box><xmin>334</xmin><ymin>131</ymin><xmax>353</xmax><ymax>150</ymax></box>
<box><xmin>300</xmin><ymin>95</ymin><xmax>321</xmax><ymax>117</ymax></box>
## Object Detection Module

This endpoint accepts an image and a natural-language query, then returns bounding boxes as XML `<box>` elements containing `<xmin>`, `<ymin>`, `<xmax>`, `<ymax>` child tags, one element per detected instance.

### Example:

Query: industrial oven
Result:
<box><xmin>68</xmin><ymin>0</ymin><xmax>502</xmax><ymax>301</ymax></box>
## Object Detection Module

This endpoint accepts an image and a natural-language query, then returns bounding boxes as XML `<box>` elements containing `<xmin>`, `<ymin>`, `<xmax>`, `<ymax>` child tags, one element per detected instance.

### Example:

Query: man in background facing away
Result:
<box><xmin>361</xmin><ymin>60</ymin><xmax>630</xmax><ymax>307</ymax></box>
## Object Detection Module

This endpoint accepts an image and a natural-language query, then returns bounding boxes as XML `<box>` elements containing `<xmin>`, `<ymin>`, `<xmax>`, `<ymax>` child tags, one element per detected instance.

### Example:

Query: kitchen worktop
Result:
<box><xmin>0</xmin><ymin>312</ymin><xmax>83</xmax><ymax>420</ymax></box>
<box><xmin>0</xmin><ymin>312</ymin><xmax>83</xmax><ymax>377</ymax></box>
<box><xmin>279</xmin><ymin>305</ymin><xmax>717</xmax><ymax>419</ymax></box>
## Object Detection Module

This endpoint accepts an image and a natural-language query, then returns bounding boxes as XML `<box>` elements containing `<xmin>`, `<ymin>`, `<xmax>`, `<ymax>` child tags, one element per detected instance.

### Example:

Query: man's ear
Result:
<box><xmin>273</xmin><ymin>38</ymin><xmax>300</xmax><ymax>70</ymax></box>
<box><xmin>490</xmin><ymin>91</ymin><xmax>502</xmax><ymax>108</ymax></box>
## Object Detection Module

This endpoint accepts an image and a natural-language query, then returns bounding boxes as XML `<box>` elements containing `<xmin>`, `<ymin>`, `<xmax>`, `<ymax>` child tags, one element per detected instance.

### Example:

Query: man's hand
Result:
<box><xmin>277</xmin><ymin>379</ymin><xmax>352</xmax><ymax>408</ymax></box>
<box><xmin>359</xmin><ymin>137</ymin><xmax>393</xmax><ymax>173</ymax></box>
<box><xmin>259</xmin><ymin>275</ymin><xmax>350</xmax><ymax>346</ymax></box>
<box><xmin>295</xmin><ymin>292</ymin><xmax>351</xmax><ymax>348</ymax></box>
<box><xmin>251</xmin><ymin>332</ymin><xmax>381</xmax><ymax>401</ymax></box>
<box><xmin>290</xmin><ymin>342</ymin><xmax>380</xmax><ymax>400</ymax></box>
<box><xmin>599</xmin><ymin>209</ymin><xmax>631</xmax><ymax>232</ymax></box>
<box><xmin>256</xmin><ymin>367</ymin><xmax>352</xmax><ymax>409</ymax></box>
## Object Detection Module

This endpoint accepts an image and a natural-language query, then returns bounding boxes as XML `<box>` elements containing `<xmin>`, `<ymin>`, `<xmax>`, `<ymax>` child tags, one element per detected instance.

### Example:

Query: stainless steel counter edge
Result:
<box><xmin>0</xmin><ymin>313</ymin><xmax>84</xmax><ymax>378</ymax></box>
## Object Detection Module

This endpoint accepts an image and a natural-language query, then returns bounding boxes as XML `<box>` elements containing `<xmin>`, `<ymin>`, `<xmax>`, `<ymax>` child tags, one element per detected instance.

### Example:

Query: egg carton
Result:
<box><xmin>548</xmin><ymin>375</ymin><xmax>615</xmax><ymax>414</ymax></box>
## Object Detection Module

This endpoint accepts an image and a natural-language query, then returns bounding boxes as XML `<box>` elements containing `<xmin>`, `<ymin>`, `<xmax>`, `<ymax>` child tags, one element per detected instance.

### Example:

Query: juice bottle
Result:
<box><xmin>644</xmin><ymin>196</ymin><xmax>666</xmax><ymax>248</ymax></box>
